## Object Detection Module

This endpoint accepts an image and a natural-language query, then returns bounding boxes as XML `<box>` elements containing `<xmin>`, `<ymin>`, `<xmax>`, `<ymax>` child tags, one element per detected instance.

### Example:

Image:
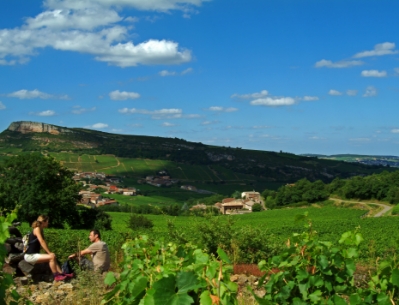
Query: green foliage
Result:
<box><xmin>0</xmin><ymin>153</ymin><xmax>81</xmax><ymax>228</ymax></box>
<box><xmin>275</xmin><ymin>179</ymin><xmax>329</xmax><ymax>206</ymax></box>
<box><xmin>391</xmin><ymin>204</ymin><xmax>399</xmax><ymax>215</ymax></box>
<box><xmin>253</xmin><ymin>217</ymin><xmax>364</xmax><ymax>304</ymax></box>
<box><xmin>126</xmin><ymin>214</ymin><xmax>154</xmax><ymax>230</ymax></box>
<box><xmin>0</xmin><ymin>209</ymin><xmax>32</xmax><ymax>305</ymax></box>
<box><xmin>252</xmin><ymin>203</ymin><xmax>262</xmax><ymax>212</ymax></box>
<box><xmin>101</xmin><ymin>235</ymin><xmax>238</xmax><ymax>305</ymax></box>
<box><xmin>73</xmin><ymin>206</ymin><xmax>112</xmax><ymax>230</ymax></box>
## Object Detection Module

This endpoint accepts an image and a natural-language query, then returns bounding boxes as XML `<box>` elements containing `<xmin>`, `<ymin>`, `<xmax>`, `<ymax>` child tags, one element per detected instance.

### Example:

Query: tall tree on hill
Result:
<box><xmin>0</xmin><ymin>153</ymin><xmax>80</xmax><ymax>228</ymax></box>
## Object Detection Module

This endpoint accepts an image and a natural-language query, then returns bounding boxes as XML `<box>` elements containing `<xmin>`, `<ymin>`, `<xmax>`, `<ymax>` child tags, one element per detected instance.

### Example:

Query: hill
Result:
<box><xmin>0</xmin><ymin>121</ymin><xmax>393</xmax><ymax>194</ymax></box>
<box><xmin>301</xmin><ymin>153</ymin><xmax>399</xmax><ymax>168</ymax></box>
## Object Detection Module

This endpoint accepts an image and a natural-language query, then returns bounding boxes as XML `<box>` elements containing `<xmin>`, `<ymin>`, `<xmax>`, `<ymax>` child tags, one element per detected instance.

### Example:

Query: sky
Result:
<box><xmin>0</xmin><ymin>0</ymin><xmax>398</xmax><ymax>156</ymax></box>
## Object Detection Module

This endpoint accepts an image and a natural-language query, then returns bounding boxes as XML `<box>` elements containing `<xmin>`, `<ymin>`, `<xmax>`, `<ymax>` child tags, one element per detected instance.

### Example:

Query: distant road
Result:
<box><xmin>329</xmin><ymin>197</ymin><xmax>392</xmax><ymax>217</ymax></box>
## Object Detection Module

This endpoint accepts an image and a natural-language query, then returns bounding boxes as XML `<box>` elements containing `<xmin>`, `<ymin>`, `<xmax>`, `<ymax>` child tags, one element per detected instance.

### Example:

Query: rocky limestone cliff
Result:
<box><xmin>7</xmin><ymin>121</ymin><xmax>73</xmax><ymax>135</ymax></box>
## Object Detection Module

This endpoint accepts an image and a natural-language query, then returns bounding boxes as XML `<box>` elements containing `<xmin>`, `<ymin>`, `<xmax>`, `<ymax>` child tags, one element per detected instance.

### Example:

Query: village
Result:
<box><xmin>74</xmin><ymin>171</ymin><xmax>264</xmax><ymax>214</ymax></box>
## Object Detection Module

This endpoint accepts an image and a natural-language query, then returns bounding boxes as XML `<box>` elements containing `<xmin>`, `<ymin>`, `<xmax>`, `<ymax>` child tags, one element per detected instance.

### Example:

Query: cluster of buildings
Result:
<box><xmin>74</xmin><ymin>171</ymin><xmax>137</xmax><ymax>207</ymax></box>
<box><xmin>137</xmin><ymin>172</ymin><xmax>179</xmax><ymax>187</ymax></box>
<box><xmin>190</xmin><ymin>191</ymin><xmax>263</xmax><ymax>214</ymax></box>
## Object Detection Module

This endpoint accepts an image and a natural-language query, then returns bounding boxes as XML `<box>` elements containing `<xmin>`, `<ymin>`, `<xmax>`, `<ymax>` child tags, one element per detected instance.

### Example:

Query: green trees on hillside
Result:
<box><xmin>274</xmin><ymin>179</ymin><xmax>329</xmax><ymax>206</ymax></box>
<box><xmin>264</xmin><ymin>170</ymin><xmax>399</xmax><ymax>207</ymax></box>
<box><xmin>0</xmin><ymin>153</ymin><xmax>81</xmax><ymax>228</ymax></box>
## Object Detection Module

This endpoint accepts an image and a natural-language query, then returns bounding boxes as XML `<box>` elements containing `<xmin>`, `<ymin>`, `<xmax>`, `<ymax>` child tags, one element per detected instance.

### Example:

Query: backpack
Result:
<box><xmin>22</xmin><ymin>232</ymin><xmax>37</xmax><ymax>253</ymax></box>
<box><xmin>62</xmin><ymin>260</ymin><xmax>74</xmax><ymax>274</ymax></box>
<box><xmin>22</xmin><ymin>233</ymin><xmax>30</xmax><ymax>253</ymax></box>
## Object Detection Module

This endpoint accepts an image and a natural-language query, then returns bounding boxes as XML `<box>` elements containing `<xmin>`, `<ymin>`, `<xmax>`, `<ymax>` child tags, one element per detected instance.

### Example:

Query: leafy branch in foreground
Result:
<box><xmin>102</xmin><ymin>235</ymin><xmax>238</xmax><ymax>305</ymax></box>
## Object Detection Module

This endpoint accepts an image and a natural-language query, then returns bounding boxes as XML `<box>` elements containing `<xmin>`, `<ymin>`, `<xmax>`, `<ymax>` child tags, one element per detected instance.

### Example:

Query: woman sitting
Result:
<box><xmin>24</xmin><ymin>215</ymin><xmax>68</xmax><ymax>281</ymax></box>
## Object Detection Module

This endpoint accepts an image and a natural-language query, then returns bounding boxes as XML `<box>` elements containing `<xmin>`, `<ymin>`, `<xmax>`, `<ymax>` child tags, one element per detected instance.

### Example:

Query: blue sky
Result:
<box><xmin>1</xmin><ymin>0</ymin><xmax>398</xmax><ymax>155</ymax></box>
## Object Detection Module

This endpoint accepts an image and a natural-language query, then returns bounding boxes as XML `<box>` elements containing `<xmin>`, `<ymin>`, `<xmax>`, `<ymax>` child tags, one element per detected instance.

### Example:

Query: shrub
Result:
<box><xmin>252</xmin><ymin>203</ymin><xmax>262</xmax><ymax>212</ymax></box>
<box><xmin>126</xmin><ymin>214</ymin><xmax>154</xmax><ymax>230</ymax></box>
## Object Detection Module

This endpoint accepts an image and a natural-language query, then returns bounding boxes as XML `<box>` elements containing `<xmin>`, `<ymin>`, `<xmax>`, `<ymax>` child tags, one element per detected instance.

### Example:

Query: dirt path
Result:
<box><xmin>329</xmin><ymin>197</ymin><xmax>392</xmax><ymax>217</ymax></box>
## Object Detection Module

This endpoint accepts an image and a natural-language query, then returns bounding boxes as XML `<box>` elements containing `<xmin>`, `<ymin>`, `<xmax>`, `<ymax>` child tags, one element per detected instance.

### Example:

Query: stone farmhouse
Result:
<box><xmin>216</xmin><ymin>191</ymin><xmax>264</xmax><ymax>214</ymax></box>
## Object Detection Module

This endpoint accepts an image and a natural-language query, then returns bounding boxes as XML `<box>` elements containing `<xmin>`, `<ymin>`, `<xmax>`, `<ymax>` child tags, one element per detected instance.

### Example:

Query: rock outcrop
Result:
<box><xmin>7</xmin><ymin>121</ymin><xmax>73</xmax><ymax>135</ymax></box>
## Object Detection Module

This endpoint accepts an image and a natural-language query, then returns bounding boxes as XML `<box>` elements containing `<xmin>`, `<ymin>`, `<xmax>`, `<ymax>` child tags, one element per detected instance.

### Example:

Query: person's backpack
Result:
<box><xmin>22</xmin><ymin>232</ymin><xmax>37</xmax><ymax>253</ymax></box>
<box><xmin>22</xmin><ymin>233</ymin><xmax>30</xmax><ymax>253</ymax></box>
<box><xmin>62</xmin><ymin>260</ymin><xmax>74</xmax><ymax>274</ymax></box>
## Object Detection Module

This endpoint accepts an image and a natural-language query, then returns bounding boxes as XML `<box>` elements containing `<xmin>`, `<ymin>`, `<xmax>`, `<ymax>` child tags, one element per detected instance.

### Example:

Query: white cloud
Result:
<box><xmin>181</xmin><ymin>67</ymin><xmax>193</xmax><ymax>75</ymax></box>
<box><xmin>201</xmin><ymin>120</ymin><xmax>218</xmax><ymax>125</ymax></box>
<box><xmin>72</xmin><ymin>106</ymin><xmax>96</xmax><ymax>114</ymax></box>
<box><xmin>350</xmin><ymin>138</ymin><xmax>370</xmax><ymax>142</ymax></box>
<box><xmin>0</xmin><ymin>4</ymin><xmax>193</xmax><ymax>67</ymax></box>
<box><xmin>127</xmin><ymin>123</ymin><xmax>143</xmax><ymax>128</ymax></box>
<box><xmin>7</xmin><ymin>89</ymin><xmax>67</xmax><ymax>99</ymax></box>
<box><xmin>162</xmin><ymin>122</ymin><xmax>176</xmax><ymax>127</ymax></box>
<box><xmin>109</xmin><ymin>90</ymin><xmax>140</xmax><ymax>100</ymax></box>
<box><xmin>346</xmin><ymin>90</ymin><xmax>358</xmax><ymax>96</ymax></box>
<box><xmin>124</xmin><ymin>16</ymin><xmax>139</xmax><ymax>23</ymax></box>
<box><xmin>309</xmin><ymin>136</ymin><xmax>325</xmax><ymax>140</ymax></box>
<box><xmin>302</xmin><ymin>96</ymin><xmax>319</xmax><ymax>101</ymax></box>
<box><xmin>315</xmin><ymin>59</ymin><xmax>364</xmax><ymax>68</ymax></box>
<box><xmin>328</xmin><ymin>89</ymin><xmax>342</xmax><ymax>96</ymax></box>
<box><xmin>0</xmin><ymin>102</ymin><xmax>6</xmax><ymax>110</ymax></box>
<box><xmin>353</xmin><ymin>42</ymin><xmax>398</xmax><ymax>58</ymax></box>
<box><xmin>119</xmin><ymin>107</ymin><xmax>193</xmax><ymax>119</ymax></box>
<box><xmin>30</xmin><ymin>110</ymin><xmax>56</xmax><ymax>116</ymax></box>
<box><xmin>391</xmin><ymin>129</ymin><xmax>399</xmax><ymax>134</ymax></box>
<box><xmin>159</xmin><ymin>70</ymin><xmax>176</xmax><ymax>76</ymax></box>
<box><xmin>86</xmin><ymin>123</ymin><xmax>108</xmax><ymax>129</ymax></box>
<box><xmin>159</xmin><ymin>67</ymin><xmax>192</xmax><ymax>76</ymax></box>
<box><xmin>394</xmin><ymin>68</ymin><xmax>399</xmax><ymax>75</ymax></box>
<box><xmin>44</xmin><ymin>0</ymin><xmax>210</xmax><ymax>13</ymax></box>
<box><xmin>250</xmin><ymin>97</ymin><xmax>296</xmax><ymax>106</ymax></box>
<box><xmin>361</xmin><ymin>70</ymin><xmax>387</xmax><ymax>77</ymax></box>
<box><xmin>231</xmin><ymin>90</ymin><xmax>268</xmax><ymax>99</ymax></box>
<box><xmin>208</xmin><ymin>106</ymin><xmax>238</xmax><ymax>112</ymax></box>
<box><xmin>252</xmin><ymin>125</ymin><xmax>271</xmax><ymax>129</ymax></box>
<box><xmin>363</xmin><ymin>86</ymin><xmax>377</xmax><ymax>97</ymax></box>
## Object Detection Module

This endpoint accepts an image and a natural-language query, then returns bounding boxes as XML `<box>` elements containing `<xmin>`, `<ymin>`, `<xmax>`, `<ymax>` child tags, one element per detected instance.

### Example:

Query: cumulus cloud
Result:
<box><xmin>72</xmin><ymin>106</ymin><xmax>96</xmax><ymax>114</ymax></box>
<box><xmin>363</xmin><ymin>86</ymin><xmax>377</xmax><ymax>97</ymax></box>
<box><xmin>252</xmin><ymin>125</ymin><xmax>272</xmax><ymax>129</ymax></box>
<box><xmin>7</xmin><ymin>89</ymin><xmax>69</xmax><ymax>99</ymax></box>
<box><xmin>85</xmin><ymin>123</ymin><xmax>108</xmax><ymax>129</ymax></box>
<box><xmin>162</xmin><ymin>122</ymin><xmax>176</xmax><ymax>127</ymax></box>
<box><xmin>301</xmin><ymin>96</ymin><xmax>319</xmax><ymax>101</ymax></box>
<box><xmin>315</xmin><ymin>59</ymin><xmax>364</xmax><ymax>68</ymax></box>
<box><xmin>181</xmin><ymin>67</ymin><xmax>193</xmax><ymax>75</ymax></box>
<box><xmin>250</xmin><ymin>97</ymin><xmax>295</xmax><ymax>106</ymax></box>
<box><xmin>109</xmin><ymin>90</ymin><xmax>140</xmax><ymax>100</ymax></box>
<box><xmin>119</xmin><ymin>107</ymin><xmax>200</xmax><ymax>119</ymax></box>
<box><xmin>44</xmin><ymin>0</ymin><xmax>210</xmax><ymax>13</ymax></box>
<box><xmin>201</xmin><ymin>120</ymin><xmax>218</xmax><ymax>125</ymax></box>
<box><xmin>328</xmin><ymin>89</ymin><xmax>342</xmax><ymax>96</ymax></box>
<box><xmin>159</xmin><ymin>70</ymin><xmax>176</xmax><ymax>76</ymax></box>
<box><xmin>207</xmin><ymin>106</ymin><xmax>238</xmax><ymax>112</ymax></box>
<box><xmin>346</xmin><ymin>90</ymin><xmax>358</xmax><ymax>96</ymax></box>
<box><xmin>353</xmin><ymin>42</ymin><xmax>398</xmax><ymax>58</ymax></box>
<box><xmin>30</xmin><ymin>110</ymin><xmax>56</xmax><ymax>116</ymax></box>
<box><xmin>231</xmin><ymin>90</ymin><xmax>268</xmax><ymax>99</ymax></box>
<box><xmin>361</xmin><ymin>70</ymin><xmax>387</xmax><ymax>77</ymax></box>
<box><xmin>159</xmin><ymin>67</ymin><xmax>192</xmax><ymax>76</ymax></box>
<box><xmin>0</xmin><ymin>102</ymin><xmax>6</xmax><ymax>110</ymax></box>
<box><xmin>391</xmin><ymin>129</ymin><xmax>399</xmax><ymax>134</ymax></box>
<box><xmin>0</xmin><ymin>2</ymin><xmax>194</xmax><ymax>67</ymax></box>
<box><xmin>350</xmin><ymin>138</ymin><xmax>370</xmax><ymax>142</ymax></box>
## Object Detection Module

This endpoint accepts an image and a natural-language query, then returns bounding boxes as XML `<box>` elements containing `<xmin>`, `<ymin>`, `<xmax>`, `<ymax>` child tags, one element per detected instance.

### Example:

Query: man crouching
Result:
<box><xmin>68</xmin><ymin>229</ymin><xmax>110</xmax><ymax>273</ymax></box>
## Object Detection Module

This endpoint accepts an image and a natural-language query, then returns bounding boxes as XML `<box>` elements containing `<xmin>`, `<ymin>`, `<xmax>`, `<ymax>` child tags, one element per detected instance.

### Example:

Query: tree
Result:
<box><xmin>0</xmin><ymin>153</ymin><xmax>81</xmax><ymax>228</ymax></box>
